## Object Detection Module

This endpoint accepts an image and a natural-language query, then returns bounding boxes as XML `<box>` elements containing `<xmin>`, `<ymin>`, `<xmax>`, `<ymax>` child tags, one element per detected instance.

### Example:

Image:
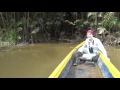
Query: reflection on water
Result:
<box><xmin>0</xmin><ymin>43</ymin><xmax>77</xmax><ymax>78</ymax></box>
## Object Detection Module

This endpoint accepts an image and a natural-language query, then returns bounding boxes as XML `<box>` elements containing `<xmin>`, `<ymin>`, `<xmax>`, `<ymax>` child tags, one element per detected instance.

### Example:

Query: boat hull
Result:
<box><xmin>49</xmin><ymin>42</ymin><xmax>120</xmax><ymax>78</ymax></box>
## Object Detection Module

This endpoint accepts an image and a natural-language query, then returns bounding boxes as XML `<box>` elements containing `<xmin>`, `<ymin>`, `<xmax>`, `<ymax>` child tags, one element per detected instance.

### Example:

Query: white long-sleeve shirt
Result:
<box><xmin>78</xmin><ymin>37</ymin><xmax>108</xmax><ymax>58</ymax></box>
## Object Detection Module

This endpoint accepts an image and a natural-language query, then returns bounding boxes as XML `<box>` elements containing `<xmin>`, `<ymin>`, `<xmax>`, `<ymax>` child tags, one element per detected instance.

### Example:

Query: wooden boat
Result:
<box><xmin>48</xmin><ymin>42</ymin><xmax>120</xmax><ymax>78</ymax></box>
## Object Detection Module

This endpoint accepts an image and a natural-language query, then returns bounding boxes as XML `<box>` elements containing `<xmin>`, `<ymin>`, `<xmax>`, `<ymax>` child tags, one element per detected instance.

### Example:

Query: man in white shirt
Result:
<box><xmin>73</xmin><ymin>30</ymin><xmax>110</xmax><ymax>66</ymax></box>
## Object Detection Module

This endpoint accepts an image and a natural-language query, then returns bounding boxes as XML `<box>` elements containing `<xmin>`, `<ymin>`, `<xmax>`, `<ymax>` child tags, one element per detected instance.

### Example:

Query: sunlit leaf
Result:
<box><xmin>17</xmin><ymin>27</ymin><xmax>23</xmax><ymax>32</ymax></box>
<box><xmin>31</xmin><ymin>27</ymin><xmax>39</xmax><ymax>34</ymax></box>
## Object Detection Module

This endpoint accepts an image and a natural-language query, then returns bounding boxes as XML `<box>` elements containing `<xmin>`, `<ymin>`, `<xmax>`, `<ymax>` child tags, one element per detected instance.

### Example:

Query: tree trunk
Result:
<box><xmin>0</xmin><ymin>12</ymin><xmax>6</xmax><ymax>28</ymax></box>
<box><xmin>95</xmin><ymin>13</ymin><xmax>98</xmax><ymax>33</ymax></box>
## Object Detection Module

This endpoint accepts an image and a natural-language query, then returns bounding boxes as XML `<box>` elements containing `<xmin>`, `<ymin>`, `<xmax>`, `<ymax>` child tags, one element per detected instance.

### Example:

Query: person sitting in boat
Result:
<box><xmin>73</xmin><ymin>30</ymin><xmax>110</xmax><ymax>66</ymax></box>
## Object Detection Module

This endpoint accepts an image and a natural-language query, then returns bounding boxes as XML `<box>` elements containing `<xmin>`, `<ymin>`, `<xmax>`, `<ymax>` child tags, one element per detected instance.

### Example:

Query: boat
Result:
<box><xmin>48</xmin><ymin>42</ymin><xmax>120</xmax><ymax>78</ymax></box>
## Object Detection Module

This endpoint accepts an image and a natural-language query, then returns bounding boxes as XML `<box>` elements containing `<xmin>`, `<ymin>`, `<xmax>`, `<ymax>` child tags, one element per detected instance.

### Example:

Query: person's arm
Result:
<box><xmin>97</xmin><ymin>39</ymin><xmax>110</xmax><ymax>60</ymax></box>
<box><xmin>78</xmin><ymin>39</ymin><xmax>88</xmax><ymax>52</ymax></box>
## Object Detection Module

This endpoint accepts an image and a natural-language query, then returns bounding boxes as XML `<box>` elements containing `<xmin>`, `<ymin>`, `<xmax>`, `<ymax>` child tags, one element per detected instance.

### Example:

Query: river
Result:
<box><xmin>0</xmin><ymin>43</ymin><xmax>119</xmax><ymax>78</ymax></box>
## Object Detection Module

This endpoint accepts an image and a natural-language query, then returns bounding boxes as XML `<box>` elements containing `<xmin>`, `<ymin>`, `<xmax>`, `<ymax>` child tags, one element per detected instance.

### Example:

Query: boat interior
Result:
<box><xmin>66</xmin><ymin>59</ymin><xmax>103</xmax><ymax>78</ymax></box>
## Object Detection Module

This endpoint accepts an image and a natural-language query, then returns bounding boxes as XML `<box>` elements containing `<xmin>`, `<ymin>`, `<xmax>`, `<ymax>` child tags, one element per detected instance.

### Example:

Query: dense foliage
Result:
<box><xmin>0</xmin><ymin>12</ymin><xmax>120</xmax><ymax>45</ymax></box>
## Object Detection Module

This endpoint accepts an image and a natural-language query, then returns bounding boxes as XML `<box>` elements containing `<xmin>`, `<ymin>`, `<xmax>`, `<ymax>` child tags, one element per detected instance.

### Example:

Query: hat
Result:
<box><xmin>86</xmin><ymin>30</ymin><xmax>94</xmax><ymax>35</ymax></box>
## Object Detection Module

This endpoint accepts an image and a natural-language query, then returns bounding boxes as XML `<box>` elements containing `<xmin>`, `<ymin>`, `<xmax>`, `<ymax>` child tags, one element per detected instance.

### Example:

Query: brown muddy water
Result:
<box><xmin>105</xmin><ymin>46</ymin><xmax>120</xmax><ymax>72</ymax></box>
<box><xmin>0</xmin><ymin>43</ymin><xmax>120</xmax><ymax>78</ymax></box>
<box><xmin>0</xmin><ymin>43</ymin><xmax>77</xmax><ymax>78</ymax></box>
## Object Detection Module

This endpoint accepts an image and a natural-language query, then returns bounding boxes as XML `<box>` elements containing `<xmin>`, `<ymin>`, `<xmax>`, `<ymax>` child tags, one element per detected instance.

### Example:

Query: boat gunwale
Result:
<box><xmin>48</xmin><ymin>42</ymin><xmax>120</xmax><ymax>78</ymax></box>
<box><xmin>99</xmin><ymin>51</ymin><xmax>120</xmax><ymax>78</ymax></box>
<box><xmin>48</xmin><ymin>42</ymin><xmax>84</xmax><ymax>78</ymax></box>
